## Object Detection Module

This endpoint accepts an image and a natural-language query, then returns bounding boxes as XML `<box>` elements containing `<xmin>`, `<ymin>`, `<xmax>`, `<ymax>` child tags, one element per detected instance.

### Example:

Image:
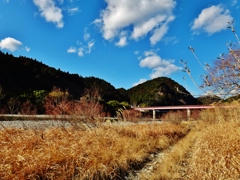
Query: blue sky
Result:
<box><xmin>0</xmin><ymin>0</ymin><xmax>239</xmax><ymax>97</ymax></box>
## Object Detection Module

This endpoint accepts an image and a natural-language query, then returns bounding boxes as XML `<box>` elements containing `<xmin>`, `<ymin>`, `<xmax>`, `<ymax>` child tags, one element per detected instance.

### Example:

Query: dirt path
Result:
<box><xmin>124</xmin><ymin>146</ymin><xmax>174</xmax><ymax>180</ymax></box>
<box><xmin>125</xmin><ymin>125</ymin><xmax>198</xmax><ymax>180</ymax></box>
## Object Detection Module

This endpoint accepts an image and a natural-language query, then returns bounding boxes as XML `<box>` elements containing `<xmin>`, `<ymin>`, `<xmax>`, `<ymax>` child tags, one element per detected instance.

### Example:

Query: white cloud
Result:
<box><xmin>150</xmin><ymin>15</ymin><xmax>175</xmax><ymax>45</ymax></box>
<box><xmin>33</xmin><ymin>0</ymin><xmax>64</xmax><ymax>28</ymax></box>
<box><xmin>96</xmin><ymin>0</ymin><xmax>176</xmax><ymax>45</ymax></box>
<box><xmin>115</xmin><ymin>36</ymin><xmax>127</xmax><ymax>47</ymax></box>
<box><xmin>0</xmin><ymin>37</ymin><xmax>22</xmax><ymax>52</ymax></box>
<box><xmin>67</xmin><ymin>35</ymin><xmax>95</xmax><ymax>57</ymax></box>
<box><xmin>191</xmin><ymin>5</ymin><xmax>233</xmax><ymax>35</ymax></box>
<box><xmin>115</xmin><ymin>31</ymin><xmax>128</xmax><ymax>47</ymax></box>
<box><xmin>132</xmin><ymin>15</ymin><xmax>166</xmax><ymax>40</ymax></box>
<box><xmin>140</xmin><ymin>54</ymin><xmax>162</xmax><ymax>68</ymax></box>
<box><xmin>78</xmin><ymin>47</ymin><xmax>84</xmax><ymax>57</ymax></box>
<box><xmin>67</xmin><ymin>46</ymin><xmax>85</xmax><ymax>56</ymax></box>
<box><xmin>144</xmin><ymin>50</ymin><xmax>156</xmax><ymax>57</ymax></box>
<box><xmin>68</xmin><ymin>7</ymin><xmax>80</xmax><ymax>15</ymax></box>
<box><xmin>133</xmin><ymin>79</ymin><xmax>147</xmax><ymax>87</ymax></box>
<box><xmin>139</xmin><ymin>50</ymin><xmax>181</xmax><ymax>78</ymax></box>
<box><xmin>150</xmin><ymin>63</ymin><xmax>180</xmax><ymax>78</ymax></box>
<box><xmin>67</xmin><ymin>46</ymin><xmax>76</xmax><ymax>53</ymax></box>
<box><xmin>87</xmin><ymin>41</ymin><xmax>95</xmax><ymax>53</ymax></box>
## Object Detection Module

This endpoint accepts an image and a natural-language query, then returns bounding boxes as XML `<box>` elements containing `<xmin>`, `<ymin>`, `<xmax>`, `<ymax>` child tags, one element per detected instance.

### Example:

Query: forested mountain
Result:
<box><xmin>127</xmin><ymin>77</ymin><xmax>198</xmax><ymax>106</ymax></box>
<box><xmin>0</xmin><ymin>51</ymin><xmax>124</xmax><ymax>102</ymax></box>
<box><xmin>0</xmin><ymin>51</ymin><xmax>199</xmax><ymax>114</ymax></box>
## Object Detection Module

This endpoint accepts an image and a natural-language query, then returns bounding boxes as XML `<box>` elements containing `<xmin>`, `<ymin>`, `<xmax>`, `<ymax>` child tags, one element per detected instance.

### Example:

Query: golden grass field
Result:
<box><xmin>144</xmin><ymin>101</ymin><xmax>240</xmax><ymax>180</ymax></box>
<box><xmin>0</xmin><ymin>122</ymin><xmax>188</xmax><ymax>179</ymax></box>
<box><xmin>0</xmin><ymin>101</ymin><xmax>239</xmax><ymax>180</ymax></box>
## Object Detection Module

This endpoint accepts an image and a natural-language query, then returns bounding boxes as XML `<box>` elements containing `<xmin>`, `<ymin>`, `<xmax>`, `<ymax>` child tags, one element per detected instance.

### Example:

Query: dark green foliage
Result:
<box><xmin>197</xmin><ymin>95</ymin><xmax>222</xmax><ymax>105</ymax></box>
<box><xmin>83</xmin><ymin>77</ymin><xmax>124</xmax><ymax>102</ymax></box>
<box><xmin>19</xmin><ymin>90</ymin><xmax>49</xmax><ymax>113</ymax></box>
<box><xmin>0</xmin><ymin>51</ymin><xmax>128</xmax><ymax>113</ymax></box>
<box><xmin>0</xmin><ymin>51</ymin><xmax>85</xmax><ymax>99</ymax></box>
<box><xmin>106</xmin><ymin>100</ymin><xmax>130</xmax><ymax>116</ymax></box>
<box><xmin>117</xmin><ymin>88</ymin><xmax>130</xmax><ymax>102</ymax></box>
<box><xmin>0</xmin><ymin>51</ymin><xmax>200</xmax><ymax>114</ymax></box>
<box><xmin>127</xmin><ymin>77</ymin><xmax>197</xmax><ymax>106</ymax></box>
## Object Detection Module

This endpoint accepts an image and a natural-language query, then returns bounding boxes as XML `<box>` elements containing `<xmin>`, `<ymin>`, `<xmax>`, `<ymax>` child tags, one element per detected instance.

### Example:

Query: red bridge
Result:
<box><xmin>132</xmin><ymin>105</ymin><xmax>233</xmax><ymax>119</ymax></box>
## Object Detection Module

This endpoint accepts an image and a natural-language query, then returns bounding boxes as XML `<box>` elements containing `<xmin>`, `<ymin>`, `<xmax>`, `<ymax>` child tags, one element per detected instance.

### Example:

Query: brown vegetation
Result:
<box><xmin>142</xmin><ymin>100</ymin><xmax>240</xmax><ymax>179</ymax></box>
<box><xmin>0</xmin><ymin>123</ymin><xmax>188</xmax><ymax>179</ymax></box>
<box><xmin>0</xmin><ymin>90</ymin><xmax>239</xmax><ymax>179</ymax></box>
<box><xmin>161</xmin><ymin>110</ymin><xmax>201</xmax><ymax>124</ymax></box>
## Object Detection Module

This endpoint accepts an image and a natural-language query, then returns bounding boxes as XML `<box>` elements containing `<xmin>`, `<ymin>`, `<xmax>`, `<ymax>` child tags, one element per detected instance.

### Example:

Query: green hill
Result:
<box><xmin>127</xmin><ymin>77</ymin><xmax>197</xmax><ymax>106</ymax></box>
<box><xmin>0</xmin><ymin>51</ymin><xmax>199</xmax><ymax>114</ymax></box>
<box><xmin>0</xmin><ymin>51</ymin><xmax>124</xmax><ymax>102</ymax></box>
<box><xmin>197</xmin><ymin>95</ymin><xmax>222</xmax><ymax>105</ymax></box>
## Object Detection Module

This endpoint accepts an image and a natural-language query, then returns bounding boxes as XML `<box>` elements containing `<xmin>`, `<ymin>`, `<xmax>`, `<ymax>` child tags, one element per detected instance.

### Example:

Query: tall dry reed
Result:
<box><xmin>145</xmin><ymin>101</ymin><xmax>240</xmax><ymax>180</ymax></box>
<box><xmin>0</xmin><ymin>122</ymin><xmax>188</xmax><ymax>179</ymax></box>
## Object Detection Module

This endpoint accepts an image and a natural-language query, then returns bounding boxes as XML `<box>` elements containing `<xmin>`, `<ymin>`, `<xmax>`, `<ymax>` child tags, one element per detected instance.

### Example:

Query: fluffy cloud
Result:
<box><xmin>191</xmin><ymin>5</ymin><xmax>233</xmax><ymax>35</ymax></box>
<box><xmin>150</xmin><ymin>63</ymin><xmax>180</xmax><ymax>79</ymax></box>
<box><xmin>139</xmin><ymin>50</ymin><xmax>181</xmax><ymax>78</ymax></box>
<box><xmin>96</xmin><ymin>0</ymin><xmax>176</xmax><ymax>46</ymax></box>
<box><xmin>140</xmin><ymin>54</ymin><xmax>162</xmax><ymax>68</ymax></box>
<box><xmin>115</xmin><ymin>36</ymin><xmax>127</xmax><ymax>47</ymax></box>
<box><xmin>0</xmin><ymin>37</ymin><xmax>22</xmax><ymax>51</ymax></box>
<box><xmin>115</xmin><ymin>31</ymin><xmax>128</xmax><ymax>47</ymax></box>
<box><xmin>33</xmin><ymin>0</ymin><xmax>64</xmax><ymax>28</ymax></box>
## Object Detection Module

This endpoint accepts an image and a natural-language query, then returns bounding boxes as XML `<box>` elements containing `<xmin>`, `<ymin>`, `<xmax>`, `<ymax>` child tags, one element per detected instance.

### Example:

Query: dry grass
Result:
<box><xmin>145</xmin><ymin>100</ymin><xmax>240</xmax><ymax>180</ymax></box>
<box><xmin>1</xmin><ymin>101</ymin><xmax>239</xmax><ymax>179</ymax></box>
<box><xmin>0</xmin><ymin>122</ymin><xmax>188</xmax><ymax>179</ymax></box>
<box><xmin>161</xmin><ymin>110</ymin><xmax>200</xmax><ymax>124</ymax></box>
<box><xmin>185</xmin><ymin>101</ymin><xmax>240</xmax><ymax>179</ymax></box>
<box><xmin>186</xmin><ymin>121</ymin><xmax>240</xmax><ymax>179</ymax></box>
<box><xmin>140</xmin><ymin>122</ymin><xmax>200</xmax><ymax>180</ymax></box>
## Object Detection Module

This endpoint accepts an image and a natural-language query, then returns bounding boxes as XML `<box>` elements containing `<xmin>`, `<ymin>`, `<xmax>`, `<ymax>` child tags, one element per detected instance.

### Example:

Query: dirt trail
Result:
<box><xmin>125</xmin><ymin>125</ymin><xmax>198</xmax><ymax>180</ymax></box>
<box><xmin>124</xmin><ymin>146</ymin><xmax>174</xmax><ymax>180</ymax></box>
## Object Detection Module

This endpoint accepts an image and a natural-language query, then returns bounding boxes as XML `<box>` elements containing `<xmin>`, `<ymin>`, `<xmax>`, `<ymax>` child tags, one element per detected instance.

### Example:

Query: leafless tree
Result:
<box><xmin>7</xmin><ymin>97</ymin><xmax>21</xmax><ymax>114</ymax></box>
<box><xmin>44</xmin><ymin>88</ymin><xmax>72</xmax><ymax>115</ymax></box>
<box><xmin>202</xmin><ymin>49</ymin><xmax>240</xmax><ymax>98</ymax></box>
<box><xmin>181</xmin><ymin>20</ymin><xmax>240</xmax><ymax>99</ymax></box>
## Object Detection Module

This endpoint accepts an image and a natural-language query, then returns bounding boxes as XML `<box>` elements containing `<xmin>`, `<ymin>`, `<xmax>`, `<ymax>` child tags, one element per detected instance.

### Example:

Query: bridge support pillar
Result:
<box><xmin>153</xmin><ymin>110</ymin><xmax>156</xmax><ymax>119</ymax></box>
<box><xmin>187</xmin><ymin>109</ymin><xmax>191</xmax><ymax>120</ymax></box>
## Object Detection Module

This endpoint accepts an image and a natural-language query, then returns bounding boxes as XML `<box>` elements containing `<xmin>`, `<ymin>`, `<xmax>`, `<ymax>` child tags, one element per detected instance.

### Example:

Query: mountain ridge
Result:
<box><xmin>0</xmin><ymin>51</ymin><xmax>198</xmax><ymax>110</ymax></box>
